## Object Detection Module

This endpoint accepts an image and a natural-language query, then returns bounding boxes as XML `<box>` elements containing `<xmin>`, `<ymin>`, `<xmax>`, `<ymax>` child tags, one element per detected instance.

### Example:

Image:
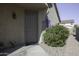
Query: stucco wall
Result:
<box><xmin>38</xmin><ymin>10</ymin><xmax>47</xmax><ymax>41</ymax></box>
<box><xmin>47</xmin><ymin>4</ymin><xmax>60</xmax><ymax>26</ymax></box>
<box><xmin>0</xmin><ymin>4</ymin><xmax>47</xmax><ymax>47</ymax></box>
<box><xmin>0</xmin><ymin>4</ymin><xmax>25</xmax><ymax>47</ymax></box>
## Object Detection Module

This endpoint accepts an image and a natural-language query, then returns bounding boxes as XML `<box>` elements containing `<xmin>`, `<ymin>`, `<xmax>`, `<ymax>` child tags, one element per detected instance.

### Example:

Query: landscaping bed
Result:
<box><xmin>39</xmin><ymin>25</ymin><xmax>70</xmax><ymax>55</ymax></box>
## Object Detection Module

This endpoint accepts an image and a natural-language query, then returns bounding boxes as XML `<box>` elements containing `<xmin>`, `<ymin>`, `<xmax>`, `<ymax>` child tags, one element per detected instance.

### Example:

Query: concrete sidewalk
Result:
<box><xmin>26</xmin><ymin>45</ymin><xmax>49</xmax><ymax>56</ymax></box>
<box><xmin>8</xmin><ymin>45</ymin><xmax>49</xmax><ymax>56</ymax></box>
<box><xmin>64</xmin><ymin>35</ymin><xmax>79</xmax><ymax>56</ymax></box>
<box><xmin>40</xmin><ymin>35</ymin><xmax>79</xmax><ymax>56</ymax></box>
<box><xmin>8</xmin><ymin>35</ymin><xmax>79</xmax><ymax>56</ymax></box>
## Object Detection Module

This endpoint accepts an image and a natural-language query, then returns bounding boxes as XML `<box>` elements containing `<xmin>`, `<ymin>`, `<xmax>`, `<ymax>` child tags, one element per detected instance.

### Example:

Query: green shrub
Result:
<box><xmin>43</xmin><ymin>25</ymin><xmax>69</xmax><ymax>47</ymax></box>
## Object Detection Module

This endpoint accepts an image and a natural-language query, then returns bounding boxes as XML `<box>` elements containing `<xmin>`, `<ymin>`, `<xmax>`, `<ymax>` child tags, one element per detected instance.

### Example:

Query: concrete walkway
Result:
<box><xmin>64</xmin><ymin>35</ymin><xmax>79</xmax><ymax>56</ymax></box>
<box><xmin>26</xmin><ymin>45</ymin><xmax>49</xmax><ymax>56</ymax></box>
<box><xmin>8</xmin><ymin>45</ymin><xmax>49</xmax><ymax>56</ymax></box>
<box><xmin>40</xmin><ymin>35</ymin><xmax>79</xmax><ymax>56</ymax></box>
<box><xmin>8</xmin><ymin>35</ymin><xmax>79</xmax><ymax>56</ymax></box>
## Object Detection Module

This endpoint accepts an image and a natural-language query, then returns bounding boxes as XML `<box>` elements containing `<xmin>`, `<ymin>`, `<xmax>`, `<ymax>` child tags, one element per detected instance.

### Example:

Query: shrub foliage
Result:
<box><xmin>43</xmin><ymin>25</ymin><xmax>69</xmax><ymax>47</ymax></box>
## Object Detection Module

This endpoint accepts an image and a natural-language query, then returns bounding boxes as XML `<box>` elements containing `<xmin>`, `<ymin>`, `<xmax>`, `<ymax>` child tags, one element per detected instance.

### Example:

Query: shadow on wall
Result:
<box><xmin>42</xmin><ymin>15</ymin><xmax>50</xmax><ymax>31</ymax></box>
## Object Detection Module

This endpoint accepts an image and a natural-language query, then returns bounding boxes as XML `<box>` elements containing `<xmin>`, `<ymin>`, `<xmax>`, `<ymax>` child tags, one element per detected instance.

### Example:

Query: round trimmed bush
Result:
<box><xmin>43</xmin><ymin>25</ymin><xmax>69</xmax><ymax>47</ymax></box>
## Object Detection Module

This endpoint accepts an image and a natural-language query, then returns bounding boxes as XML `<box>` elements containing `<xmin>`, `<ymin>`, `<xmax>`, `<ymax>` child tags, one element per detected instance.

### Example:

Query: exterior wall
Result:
<box><xmin>47</xmin><ymin>4</ymin><xmax>60</xmax><ymax>26</ymax></box>
<box><xmin>0</xmin><ymin>4</ymin><xmax>47</xmax><ymax>47</ymax></box>
<box><xmin>38</xmin><ymin>10</ymin><xmax>47</xmax><ymax>41</ymax></box>
<box><xmin>0</xmin><ymin>4</ymin><xmax>25</xmax><ymax>47</ymax></box>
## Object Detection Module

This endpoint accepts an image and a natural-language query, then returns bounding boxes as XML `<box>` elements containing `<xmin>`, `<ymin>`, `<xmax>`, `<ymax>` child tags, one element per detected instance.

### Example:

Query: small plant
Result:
<box><xmin>9</xmin><ymin>40</ymin><xmax>16</xmax><ymax>48</ymax></box>
<box><xmin>43</xmin><ymin>25</ymin><xmax>69</xmax><ymax>47</ymax></box>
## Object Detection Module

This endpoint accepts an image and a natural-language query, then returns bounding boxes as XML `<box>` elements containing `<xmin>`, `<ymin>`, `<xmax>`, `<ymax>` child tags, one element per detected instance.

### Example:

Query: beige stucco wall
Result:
<box><xmin>0</xmin><ymin>4</ymin><xmax>25</xmax><ymax>47</ymax></box>
<box><xmin>0</xmin><ymin>4</ymin><xmax>47</xmax><ymax>47</ymax></box>
<box><xmin>47</xmin><ymin>4</ymin><xmax>60</xmax><ymax>26</ymax></box>
<box><xmin>38</xmin><ymin>10</ymin><xmax>47</xmax><ymax>41</ymax></box>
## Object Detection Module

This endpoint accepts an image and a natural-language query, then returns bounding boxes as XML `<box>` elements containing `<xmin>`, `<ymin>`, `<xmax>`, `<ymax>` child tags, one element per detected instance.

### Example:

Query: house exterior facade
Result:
<box><xmin>0</xmin><ymin>3</ymin><xmax>60</xmax><ymax>47</ymax></box>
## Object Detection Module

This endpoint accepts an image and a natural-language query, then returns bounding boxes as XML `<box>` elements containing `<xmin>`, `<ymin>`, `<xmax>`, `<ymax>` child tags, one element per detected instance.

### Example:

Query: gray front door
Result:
<box><xmin>24</xmin><ymin>11</ymin><xmax>38</xmax><ymax>45</ymax></box>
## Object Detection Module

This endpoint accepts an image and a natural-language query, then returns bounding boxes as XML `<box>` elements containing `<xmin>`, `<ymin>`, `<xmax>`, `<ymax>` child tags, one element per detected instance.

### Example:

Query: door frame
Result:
<box><xmin>24</xmin><ymin>10</ymin><xmax>39</xmax><ymax>45</ymax></box>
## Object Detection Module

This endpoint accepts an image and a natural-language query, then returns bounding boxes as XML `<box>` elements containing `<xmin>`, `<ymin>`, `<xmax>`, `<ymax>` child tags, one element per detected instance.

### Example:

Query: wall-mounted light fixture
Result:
<box><xmin>12</xmin><ymin>12</ymin><xmax>16</xmax><ymax>19</ymax></box>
